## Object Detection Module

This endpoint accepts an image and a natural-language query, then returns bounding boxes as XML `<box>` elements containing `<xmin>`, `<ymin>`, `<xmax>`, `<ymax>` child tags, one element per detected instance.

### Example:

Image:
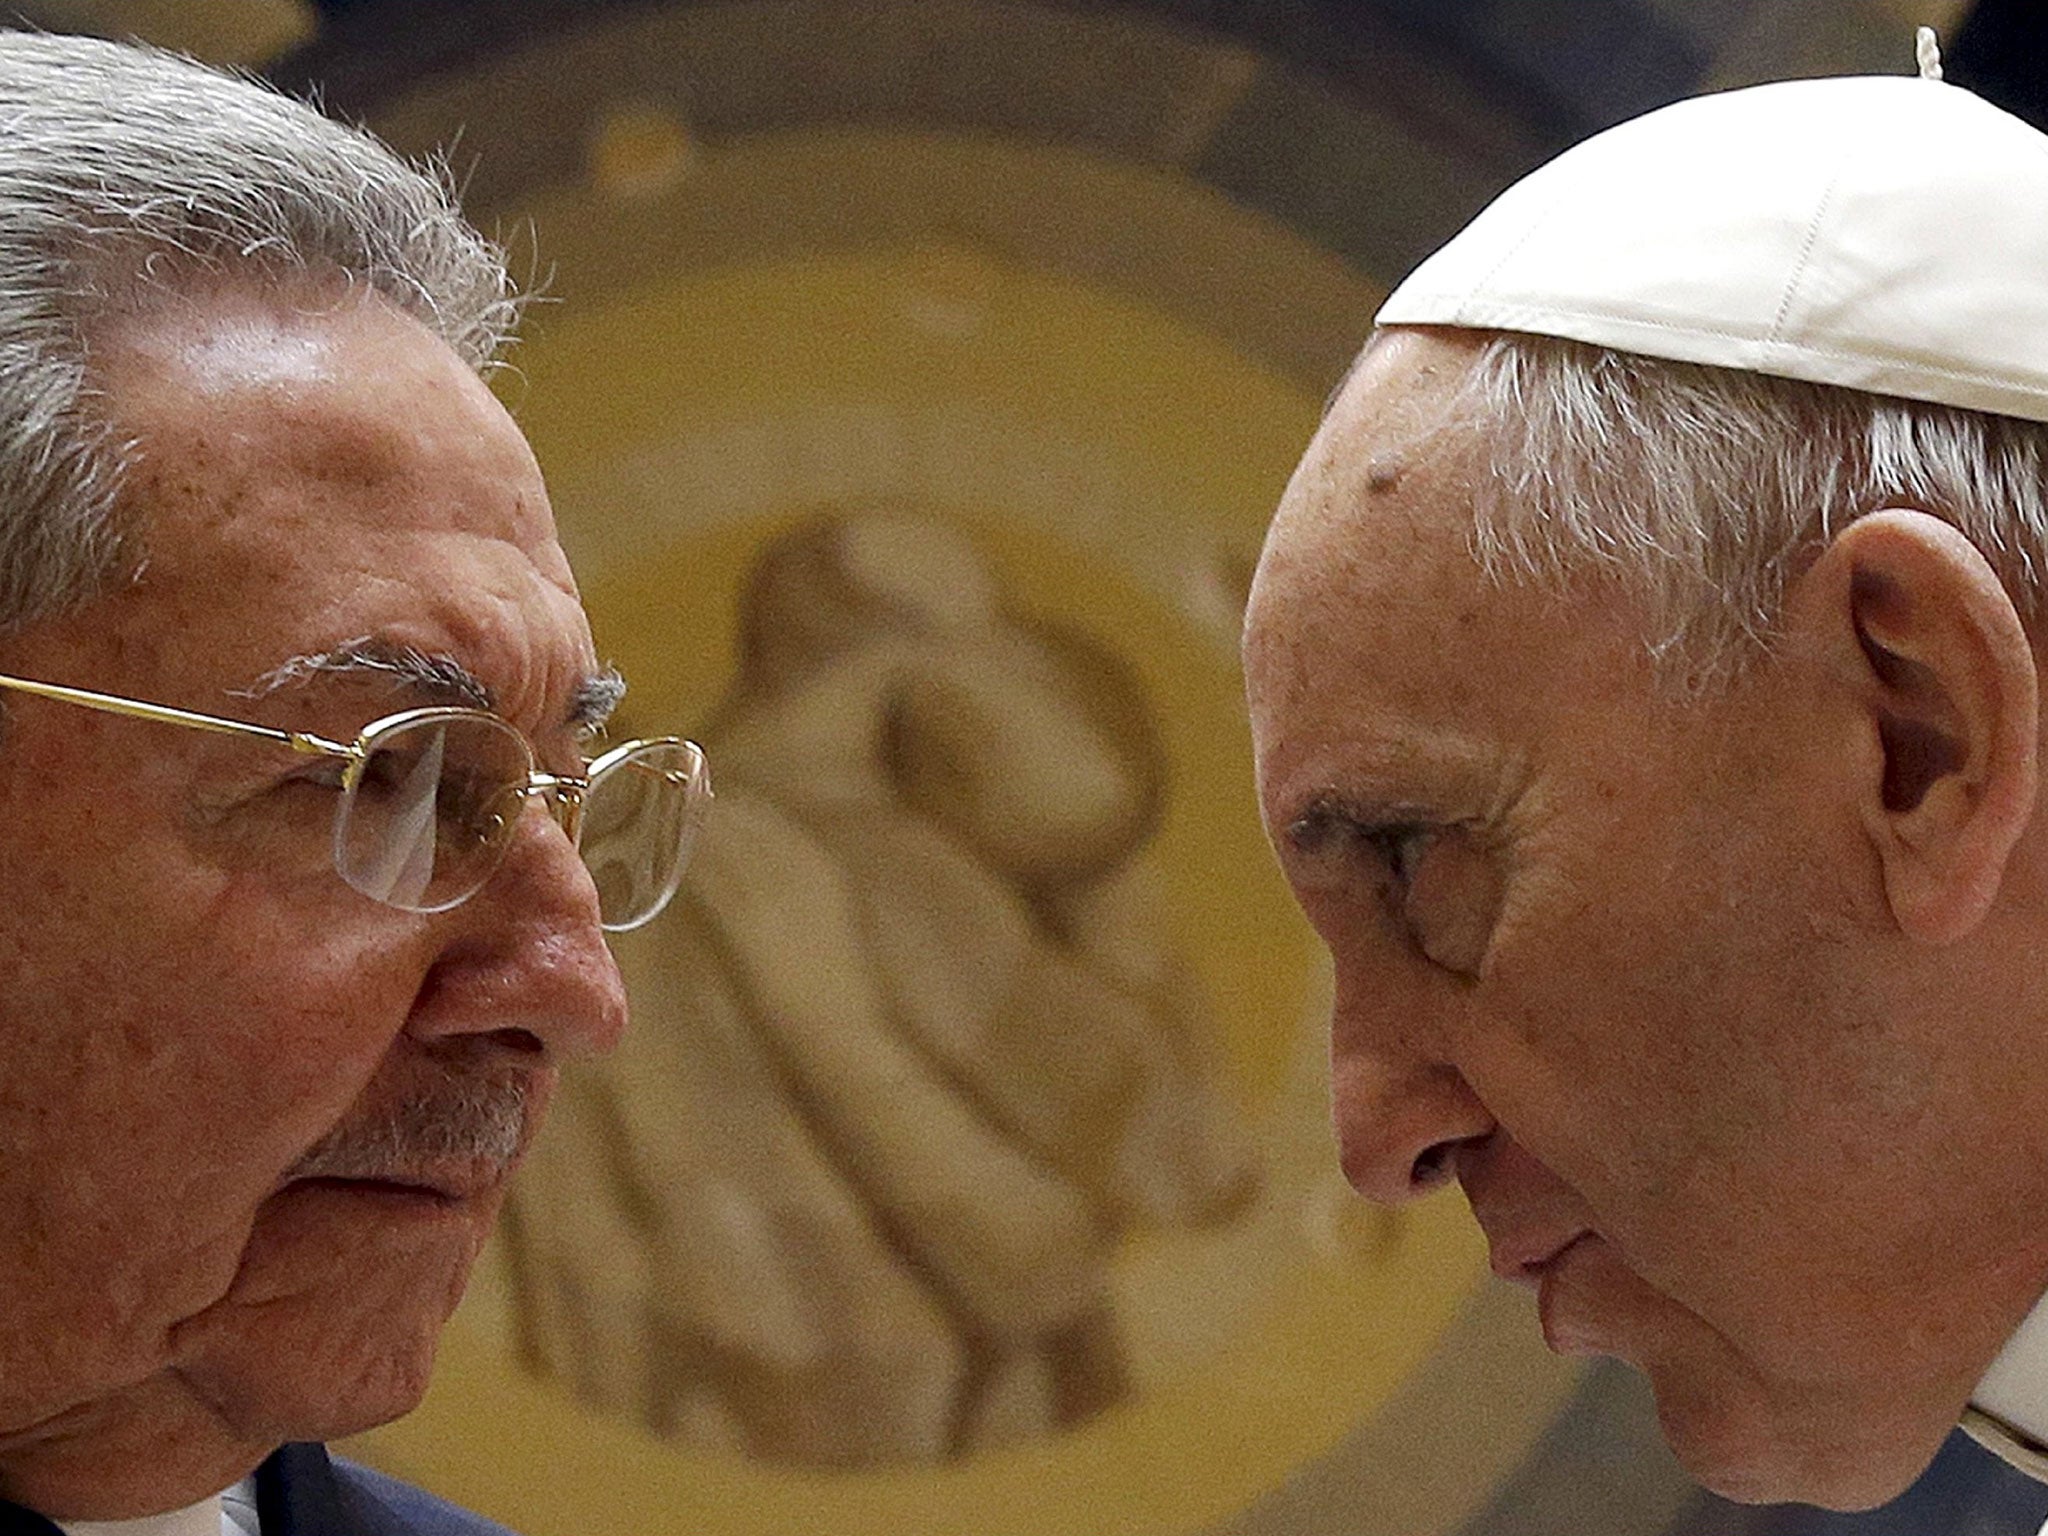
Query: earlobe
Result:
<box><xmin>1815</xmin><ymin>510</ymin><xmax>2039</xmax><ymax>944</ymax></box>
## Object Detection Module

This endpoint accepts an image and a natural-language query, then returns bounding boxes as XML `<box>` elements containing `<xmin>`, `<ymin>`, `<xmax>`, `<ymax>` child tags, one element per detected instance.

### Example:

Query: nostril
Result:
<box><xmin>496</xmin><ymin>1027</ymin><xmax>546</xmax><ymax>1057</ymax></box>
<box><xmin>1410</xmin><ymin>1141</ymin><xmax>1455</xmax><ymax>1191</ymax></box>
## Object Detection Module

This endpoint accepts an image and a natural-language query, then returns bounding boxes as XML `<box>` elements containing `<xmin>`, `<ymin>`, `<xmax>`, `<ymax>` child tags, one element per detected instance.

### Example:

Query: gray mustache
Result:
<box><xmin>287</xmin><ymin>1074</ymin><xmax>532</xmax><ymax>1183</ymax></box>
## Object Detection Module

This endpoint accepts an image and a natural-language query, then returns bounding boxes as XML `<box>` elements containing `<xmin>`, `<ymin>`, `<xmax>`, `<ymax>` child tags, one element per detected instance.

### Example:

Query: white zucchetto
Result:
<box><xmin>1377</xmin><ymin>71</ymin><xmax>2048</xmax><ymax>423</ymax></box>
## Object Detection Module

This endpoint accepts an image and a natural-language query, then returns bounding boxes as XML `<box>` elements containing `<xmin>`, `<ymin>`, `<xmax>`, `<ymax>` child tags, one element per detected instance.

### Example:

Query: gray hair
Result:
<box><xmin>1440</xmin><ymin>330</ymin><xmax>2048</xmax><ymax>688</ymax></box>
<box><xmin>0</xmin><ymin>30</ymin><xmax>518</xmax><ymax>631</ymax></box>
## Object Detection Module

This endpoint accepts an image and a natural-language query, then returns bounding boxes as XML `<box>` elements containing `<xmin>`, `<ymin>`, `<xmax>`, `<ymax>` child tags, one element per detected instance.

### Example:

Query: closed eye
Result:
<box><xmin>1286</xmin><ymin>799</ymin><xmax>1490</xmax><ymax>974</ymax></box>
<box><xmin>1286</xmin><ymin>800</ymin><xmax>1435</xmax><ymax>898</ymax></box>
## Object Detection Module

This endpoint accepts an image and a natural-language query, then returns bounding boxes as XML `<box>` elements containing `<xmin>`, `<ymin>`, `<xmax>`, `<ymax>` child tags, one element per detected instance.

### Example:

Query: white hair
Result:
<box><xmin>0</xmin><ymin>30</ymin><xmax>518</xmax><ymax>631</ymax></box>
<box><xmin>1439</xmin><ymin>330</ymin><xmax>2048</xmax><ymax>687</ymax></box>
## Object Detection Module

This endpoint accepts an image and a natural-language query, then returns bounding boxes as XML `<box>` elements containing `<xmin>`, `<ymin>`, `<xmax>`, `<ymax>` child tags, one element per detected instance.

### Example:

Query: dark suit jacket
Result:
<box><xmin>0</xmin><ymin>1444</ymin><xmax>518</xmax><ymax>1536</ymax></box>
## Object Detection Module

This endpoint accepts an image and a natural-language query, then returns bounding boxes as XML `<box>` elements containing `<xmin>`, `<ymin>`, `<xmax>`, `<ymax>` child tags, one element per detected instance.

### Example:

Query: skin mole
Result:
<box><xmin>1365</xmin><ymin>455</ymin><xmax>1406</xmax><ymax>494</ymax></box>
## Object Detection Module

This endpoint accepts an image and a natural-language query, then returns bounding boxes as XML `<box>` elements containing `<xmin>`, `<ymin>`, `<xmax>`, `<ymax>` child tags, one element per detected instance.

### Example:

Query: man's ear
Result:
<box><xmin>1799</xmin><ymin>509</ymin><xmax>2038</xmax><ymax>944</ymax></box>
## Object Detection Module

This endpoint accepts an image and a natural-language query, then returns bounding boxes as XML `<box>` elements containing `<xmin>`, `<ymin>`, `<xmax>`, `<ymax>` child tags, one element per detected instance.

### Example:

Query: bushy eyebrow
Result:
<box><xmin>240</xmin><ymin>638</ymin><xmax>493</xmax><ymax>709</ymax></box>
<box><xmin>1280</xmin><ymin>746</ymin><xmax>1526</xmax><ymax>859</ymax></box>
<box><xmin>237</xmin><ymin>636</ymin><xmax>626</xmax><ymax>732</ymax></box>
<box><xmin>569</xmin><ymin>667</ymin><xmax>626</xmax><ymax>732</ymax></box>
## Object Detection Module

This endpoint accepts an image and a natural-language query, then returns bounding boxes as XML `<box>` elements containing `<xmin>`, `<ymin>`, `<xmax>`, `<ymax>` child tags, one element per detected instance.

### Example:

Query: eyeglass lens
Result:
<box><xmin>581</xmin><ymin>739</ymin><xmax>707</xmax><ymax>931</ymax></box>
<box><xmin>331</xmin><ymin>715</ymin><xmax>704</xmax><ymax>928</ymax></box>
<box><xmin>334</xmin><ymin>713</ymin><xmax>533</xmax><ymax>915</ymax></box>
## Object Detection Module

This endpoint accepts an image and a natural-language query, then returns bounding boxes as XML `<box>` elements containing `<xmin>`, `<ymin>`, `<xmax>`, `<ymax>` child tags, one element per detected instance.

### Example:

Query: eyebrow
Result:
<box><xmin>1278</xmin><ymin>740</ymin><xmax>1529</xmax><ymax>856</ymax></box>
<box><xmin>237</xmin><ymin>637</ymin><xmax>626</xmax><ymax>732</ymax></box>
<box><xmin>568</xmin><ymin>668</ymin><xmax>627</xmax><ymax>731</ymax></box>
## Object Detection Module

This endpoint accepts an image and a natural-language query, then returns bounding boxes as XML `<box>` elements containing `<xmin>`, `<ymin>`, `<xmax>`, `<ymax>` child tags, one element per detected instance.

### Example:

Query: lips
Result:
<box><xmin>1531</xmin><ymin>1235</ymin><xmax>1607</xmax><ymax>1356</ymax></box>
<box><xmin>287</xmin><ymin>1161</ymin><xmax>506</xmax><ymax>1205</ymax></box>
<box><xmin>291</xmin><ymin>1176</ymin><xmax>454</xmax><ymax>1210</ymax></box>
<box><xmin>1487</xmin><ymin>1226</ymin><xmax>1592</xmax><ymax>1288</ymax></box>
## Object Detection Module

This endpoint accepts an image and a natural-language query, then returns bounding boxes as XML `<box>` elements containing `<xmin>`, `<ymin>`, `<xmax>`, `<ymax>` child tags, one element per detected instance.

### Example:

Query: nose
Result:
<box><xmin>1332</xmin><ymin>1046</ymin><xmax>1496</xmax><ymax>1202</ymax></box>
<box><xmin>407</xmin><ymin>810</ymin><xmax>629</xmax><ymax>1062</ymax></box>
<box><xmin>1329</xmin><ymin>957</ymin><xmax>1495</xmax><ymax>1201</ymax></box>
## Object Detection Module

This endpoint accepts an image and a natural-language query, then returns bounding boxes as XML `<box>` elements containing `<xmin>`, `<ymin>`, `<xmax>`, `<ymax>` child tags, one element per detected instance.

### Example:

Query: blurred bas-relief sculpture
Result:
<box><xmin>502</xmin><ymin>512</ymin><xmax>1261</xmax><ymax>1466</ymax></box>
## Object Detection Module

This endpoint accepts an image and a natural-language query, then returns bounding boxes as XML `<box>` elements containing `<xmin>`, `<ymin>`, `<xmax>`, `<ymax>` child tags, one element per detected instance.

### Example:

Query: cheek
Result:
<box><xmin>1473</xmin><ymin>801</ymin><xmax>1887</xmax><ymax>1271</ymax></box>
<box><xmin>1467</xmin><ymin>829</ymin><xmax>1786</xmax><ymax>1204</ymax></box>
<box><xmin>0</xmin><ymin>859</ymin><xmax>430</xmax><ymax>1413</ymax></box>
<box><xmin>0</xmin><ymin>828</ymin><xmax>429</xmax><ymax>1210</ymax></box>
<box><xmin>178</xmin><ymin>872</ymin><xmax>434</xmax><ymax>1130</ymax></box>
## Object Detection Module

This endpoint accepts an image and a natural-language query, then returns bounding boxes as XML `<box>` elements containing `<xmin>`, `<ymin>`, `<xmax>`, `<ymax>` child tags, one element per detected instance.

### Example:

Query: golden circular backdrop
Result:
<box><xmin>345</xmin><ymin>97</ymin><xmax>1584</xmax><ymax>1536</ymax></box>
<box><xmin>346</xmin><ymin>154</ymin><xmax>1502</xmax><ymax>1533</ymax></box>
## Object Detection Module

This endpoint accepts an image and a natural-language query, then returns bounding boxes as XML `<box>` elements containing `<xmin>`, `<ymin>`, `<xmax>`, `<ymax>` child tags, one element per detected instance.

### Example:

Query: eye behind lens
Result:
<box><xmin>333</xmin><ymin>710</ymin><xmax>535</xmax><ymax>914</ymax></box>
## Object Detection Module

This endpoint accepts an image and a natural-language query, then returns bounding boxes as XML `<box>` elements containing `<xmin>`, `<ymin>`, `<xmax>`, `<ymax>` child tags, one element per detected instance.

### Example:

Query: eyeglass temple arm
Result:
<box><xmin>0</xmin><ymin>673</ymin><xmax>357</xmax><ymax>760</ymax></box>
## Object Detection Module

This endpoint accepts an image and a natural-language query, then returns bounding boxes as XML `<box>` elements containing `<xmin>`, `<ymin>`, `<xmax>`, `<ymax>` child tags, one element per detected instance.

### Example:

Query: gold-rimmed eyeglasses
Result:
<box><xmin>0</xmin><ymin>672</ymin><xmax>710</xmax><ymax>931</ymax></box>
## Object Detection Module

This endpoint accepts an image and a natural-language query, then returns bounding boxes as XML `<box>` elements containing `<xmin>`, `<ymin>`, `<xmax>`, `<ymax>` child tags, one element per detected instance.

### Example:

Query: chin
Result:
<box><xmin>287</xmin><ymin>1349</ymin><xmax>443</xmax><ymax>1443</ymax></box>
<box><xmin>197</xmin><ymin>1308</ymin><xmax>451</xmax><ymax>1447</ymax></box>
<box><xmin>1650</xmin><ymin>1364</ymin><xmax>1939</xmax><ymax>1513</ymax></box>
<box><xmin>172</xmin><ymin>1242</ymin><xmax>479</xmax><ymax>1448</ymax></box>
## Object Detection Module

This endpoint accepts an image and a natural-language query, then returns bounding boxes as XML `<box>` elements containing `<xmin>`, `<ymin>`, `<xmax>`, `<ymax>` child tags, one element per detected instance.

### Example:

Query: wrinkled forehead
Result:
<box><xmin>98</xmin><ymin>282</ymin><xmax>559</xmax><ymax>543</ymax></box>
<box><xmin>78</xmin><ymin>284</ymin><xmax>597</xmax><ymax>726</ymax></box>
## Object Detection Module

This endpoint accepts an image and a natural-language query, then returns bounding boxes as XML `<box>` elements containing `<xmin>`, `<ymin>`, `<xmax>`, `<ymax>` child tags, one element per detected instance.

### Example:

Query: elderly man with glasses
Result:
<box><xmin>0</xmin><ymin>32</ymin><xmax>707</xmax><ymax>1536</ymax></box>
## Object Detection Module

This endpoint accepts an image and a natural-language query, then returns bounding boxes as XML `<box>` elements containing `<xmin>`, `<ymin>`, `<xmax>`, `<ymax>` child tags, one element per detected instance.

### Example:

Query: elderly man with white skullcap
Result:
<box><xmin>1245</xmin><ymin>31</ymin><xmax>2048</xmax><ymax>1512</ymax></box>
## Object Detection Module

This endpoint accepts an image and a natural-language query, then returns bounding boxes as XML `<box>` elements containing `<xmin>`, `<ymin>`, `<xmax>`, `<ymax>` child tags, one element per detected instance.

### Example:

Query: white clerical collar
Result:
<box><xmin>55</xmin><ymin>1496</ymin><xmax>222</xmax><ymax>1536</ymax></box>
<box><xmin>1963</xmin><ymin>1288</ymin><xmax>2048</xmax><ymax>1481</ymax></box>
<box><xmin>52</xmin><ymin>1476</ymin><xmax>257</xmax><ymax>1536</ymax></box>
